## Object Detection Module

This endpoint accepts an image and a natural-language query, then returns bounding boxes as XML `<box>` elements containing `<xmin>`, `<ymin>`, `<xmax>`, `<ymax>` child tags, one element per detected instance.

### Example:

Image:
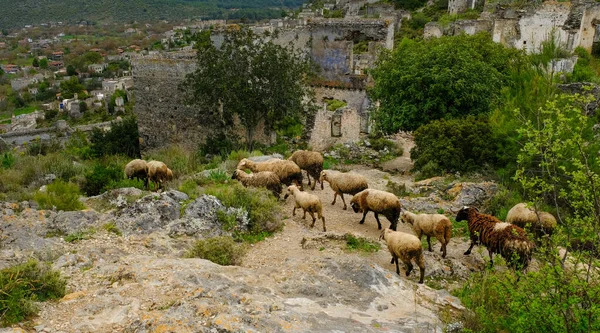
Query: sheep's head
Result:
<box><xmin>350</xmin><ymin>199</ymin><xmax>362</xmax><ymax>213</ymax></box>
<box><xmin>236</xmin><ymin>159</ymin><xmax>250</xmax><ymax>170</ymax></box>
<box><xmin>400</xmin><ymin>211</ymin><xmax>412</xmax><ymax>224</ymax></box>
<box><xmin>455</xmin><ymin>206</ymin><xmax>476</xmax><ymax>222</ymax></box>
<box><xmin>319</xmin><ymin>170</ymin><xmax>328</xmax><ymax>183</ymax></box>
<box><xmin>378</xmin><ymin>228</ymin><xmax>392</xmax><ymax>241</ymax></box>
<box><xmin>166</xmin><ymin>168</ymin><xmax>173</xmax><ymax>181</ymax></box>
<box><xmin>283</xmin><ymin>185</ymin><xmax>298</xmax><ymax>200</ymax></box>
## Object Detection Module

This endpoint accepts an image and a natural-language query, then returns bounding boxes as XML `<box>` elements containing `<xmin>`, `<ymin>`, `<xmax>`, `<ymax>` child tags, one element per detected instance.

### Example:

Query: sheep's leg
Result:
<box><xmin>394</xmin><ymin>257</ymin><xmax>400</xmax><ymax>275</ymax></box>
<box><xmin>464</xmin><ymin>238</ymin><xmax>476</xmax><ymax>255</ymax></box>
<box><xmin>306</xmin><ymin>171</ymin><xmax>311</xmax><ymax>187</ymax></box>
<box><xmin>374</xmin><ymin>213</ymin><xmax>382</xmax><ymax>230</ymax></box>
<box><xmin>417</xmin><ymin>256</ymin><xmax>425</xmax><ymax>284</ymax></box>
<box><xmin>390</xmin><ymin>256</ymin><xmax>395</xmax><ymax>264</ymax></box>
<box><xmin>441</xmin><ymin>242</ymin><xmax>447</xmax><ymax>259</ymax></box>
<box><xmin>292</xmin><ymin>206</ymin><xmax>297</xmax><ymax>216</ymax></box>
<box><xmin>488</xmin><ymin>248</ymin><xmax>495</xmax><ymax>267</ymax></box>
<box><xmin>309</xmin><ymin>212</ymin><xmax>316</xmax><ymax>228</ymax></box>
<box><xmin>302</xmin><ymin>208</ymin><xmax>307</xmax><ymax>219</ymax></box>
<box><xmin>359</xmin><ymin>211</ymin><xmax>368</xmax><ymax>224</ymax></box>
<box><xmin>427</xmin><ymin>236</ymin><xmax>432</xmax><ymax>252</ymax></box>
<box><xmin>321</xmin><ymin>216</ymin><xmax>326</xmax><ymax>232</ymax></box>
<box><xmin>331</xmin><ymin>192</ymin><xmax>338</xmax><ymax>205</ymax></box>
<box><xmin>405</xmin><ymin>262</ymin><xmax>413</xmax><ymax>276</ymax></box>
<box><xmin>340</xmin><ymin>194</ymin><xmax>347</xmax><ymax>210</ymax></box>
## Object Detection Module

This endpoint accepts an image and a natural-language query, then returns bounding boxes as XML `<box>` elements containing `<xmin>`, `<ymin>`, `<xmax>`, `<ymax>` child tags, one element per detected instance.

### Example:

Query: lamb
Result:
<box><xmin>283</xmin><ymin>185</ymin><xmax>326</xmax><ymax>231</ymax></box>
<box><xmin>124</xmin><ymin>159</ymin><xmax>148</xmax><ymax>189</ymax></box>
<box><xmin>379</xmin><ymin>228</ymin><xmax>425</xmax><ymax>284</ymax></box>
<box><xmin>237</xmin><ymin>158</ymin><xmax>303</xmax><ymax>189</ymax></box>
<box><xmin>350</xmin><ymin>189</ymin><xmax>401</xmax><ymax>231</ymax></box>
<box><xmin>319</xmin><ymin>170</ymin><xmax>368</xmax><ymax>210</ymax></box>
<box><xmin>231</xmin><ymin>169</ymin><xmax>282</xmax><ymax>199</ymax></box>
<box><xmin>288</xmin><ymin>150</ymin><xmax>324</xmax><ymax>190</ymax></box>
<box><xmin>147</xmin><ymin>160</ymin><xmax>171</xmax><ymax>191</ymax></box>
<box><xmin>401</xmin><ymin>210</ymin><xmax>452</xmax><ymax>258</ymax></box>
<box><xmin>506</xmin><ymin>203</ymin><xmax>557</xmax><ymax>237</ymax></box>
<box><xmin>455</xmin><ymin>206</ymin><xmax>534</xmax><ymax>270</ymax></box>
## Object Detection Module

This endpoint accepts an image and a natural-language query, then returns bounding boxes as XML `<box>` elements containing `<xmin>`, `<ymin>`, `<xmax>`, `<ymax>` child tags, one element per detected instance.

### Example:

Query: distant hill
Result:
<box><xmin>0</xmin><ymin>0</ymin><xmax>305</xmax><ymax>29</ymax></box>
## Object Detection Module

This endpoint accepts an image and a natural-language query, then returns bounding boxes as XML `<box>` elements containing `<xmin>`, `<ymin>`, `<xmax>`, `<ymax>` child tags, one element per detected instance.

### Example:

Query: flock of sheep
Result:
<box><xmin>124</xmin><ymin>150</ymin><xmax>558</xmax><ymax>284</ymax></box>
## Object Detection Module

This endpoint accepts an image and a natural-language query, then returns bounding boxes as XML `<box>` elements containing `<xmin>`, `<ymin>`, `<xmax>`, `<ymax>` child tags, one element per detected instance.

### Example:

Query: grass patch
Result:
<box><xmin>64</xmin><ymin>229</ymin><xmax>96</xmax><ymax>242</ymax></box>
<box><xmin>345</xmin><ymin>234</ymin><xmax>380</xmax><ymax>253</ymax></box>
<box><xmin>185</xmin><ymin>236</ymin><xmax>247</xmax><ymax>266</ymax></box>
<box><xmin>102</xmin><ymin>222</ymin><xmax>122</xmax><ymax>236</ymax></box>
<box><xmin>451</xmin><ymin>217</ymin><xmax>470</xmax><ymax>239</ymax></box>
<box><xmin>0</xmin><ymin>260</ymin><xmax>66</xmax><ymax>326</ymax></box>
<box><xmin>204</xmin><ymin>183</ymin><xmax>282</xmax><ymax>235</ymax></box>
<box><xmin>33</xmin><ymin>180</ymin><xmax>85</xmax><ymax>211</ymax></box>
<box><xmin>235</xmin><ymin>231</ymin><xmax>273</xmax><ymax>244</ymax></box>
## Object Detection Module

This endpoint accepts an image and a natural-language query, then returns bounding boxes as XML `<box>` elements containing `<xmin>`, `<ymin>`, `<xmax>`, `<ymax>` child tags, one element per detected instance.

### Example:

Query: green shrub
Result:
<box><xmin>204</xmin><ymin>183</ymin><xmax>282</xmax><ymax>234</ymax></box>
<box><xmin>185</xmin><ymin>236</ymin><xmax>247</xmax><ymax>266</ymax></box>
<box><xmin>65</xmin><ymin>130</ymin><xmax>92</xmax><ymax>159</ymax></box>
<box><xmin>33</xmin><ymin>180</ymin><xmax>85</xmax><ymax>211</ymax></box>
<box><xmin>324</xmin><ymin>98</ymin><xmax>347</xmax><ymax>111</ymax></box>
<box><xmin>102</xmin><ymin>222</ymin><xmax>122</xmax><ymax>236</ymax></box>
<box><xmin>345</xmin><ymin>234</ymin><xmax>381</xmax><ymax>253</ymax></box>
<box><xmin>25</xmin><ymin>138</ymin><xmax>61</xmax><ymax>156</ymax></box>
<box><xmin>178</xmin><ymin>179</ymin><xmax>202</xmax><ymax>199</ymax></box>
<box><xmin>82</xmin><ymin>163</ymin><xmax>123</xmax><ymax>196</ymax></box>
<box><xmin>0</xmin><ymin>260</ymin><xmax>66</xmax><ymax>326</ymax></box>
<box><xmin>64</xmin><ymin>229</ymin><xmax>96</xmax><ymax>242</ymax></box>
<box><xmin>411</xmin><ymin>116</ymin><xmax>498</xmax><ymax>178</ymax></box>
<box><xmin>200</xmin><ymin>132</ymin><xmax>239</xmax><ymax>158</ymax></box>
<box><xmin>89</xmin><ymin>116</ymin><xmax>140</xmax><ymax>158</ymax></box>
<box><xmin>1</xmin><ymin>152</ymin><xmax>15</xmax><ymax>169</ymax></box>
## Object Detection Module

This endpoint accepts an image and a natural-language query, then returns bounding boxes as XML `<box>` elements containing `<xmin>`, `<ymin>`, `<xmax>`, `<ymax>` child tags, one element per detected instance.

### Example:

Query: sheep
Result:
<box><xmin>237</xmin><ymin>158</ymin><xmax>303</xmax><ymax>189</ymax></box>
<box><xmin>455</xmin><ymin>206</ymin><xmax>534</xmax><ymax>270</ymax></box>
<box><xmin>124</xmin><ymin>159</ymin><xmax>148</xmax><ymax>189</ymax></box>
<box><xmin>288</xmin><ymin>150</ymin><xmax>324</xmax><ymax>190</ymax></box>
<box><xmin>400</xmin><ymin>210</ymin><xmax>452</xmax><ymax>258</ymax></box>
<box><xmin>231</xmin><ymin>169</ymin><xmax>282</xmax><ymax>199</ymax></box>
<box><xmin>350</xmin><ymin>189</ymin><xmax>401</xmax><ymax>231</ymax></box>
<box><xmin>283</xmin><ymin>185</ymin><xmax>326</xmax><ymax>231</ymax></box>
<box><xmin>506</xmin><ymin>203</ymin><xmax>557</xmax><ymax>237</ymax></box>
<box><xmin>319</xmin><ymin>170</ymin><xmax>368</xmax><ymax>210</ymax></box>
<box><xmin>379</xmin><ymin>228</ymin><xmax>425</xmax><ymax>284</ymax></box>
<box><xmin>147</xmin><ymin>160</ymin><xmax>171</xmax><ymax>191</ymax></box>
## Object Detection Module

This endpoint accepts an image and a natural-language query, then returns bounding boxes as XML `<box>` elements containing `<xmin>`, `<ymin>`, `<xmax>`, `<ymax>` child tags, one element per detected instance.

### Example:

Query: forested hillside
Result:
<box><xmin>0</xmin><ymin>0</ymin><xmax>305</xmax><ymax>29</ymax></box>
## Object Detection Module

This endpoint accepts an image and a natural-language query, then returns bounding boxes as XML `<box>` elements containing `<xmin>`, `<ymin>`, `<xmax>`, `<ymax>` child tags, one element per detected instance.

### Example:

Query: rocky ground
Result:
<box><xmin>0</xmin><ymin>140</ymin><xmax>500</xmax><ymax>333</ymax></box>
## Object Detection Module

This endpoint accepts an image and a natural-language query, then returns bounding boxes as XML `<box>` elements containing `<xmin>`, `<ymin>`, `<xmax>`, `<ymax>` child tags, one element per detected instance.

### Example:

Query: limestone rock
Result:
<box><xmin>48</xmin><ymin>211</ymin><xmax>101</xmax><ymax>234</ymax></box>
<box><xmin>116</xmin><ymin>190</ymin><xmax>188</xmax><ymax>235</ymax></box>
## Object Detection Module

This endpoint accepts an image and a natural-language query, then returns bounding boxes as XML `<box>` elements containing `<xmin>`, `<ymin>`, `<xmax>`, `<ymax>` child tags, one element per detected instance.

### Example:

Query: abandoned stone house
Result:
<box><xmin>132</xmin><ymin>16</ymin><xmax>394</xmax><ymax>152</ymax></box>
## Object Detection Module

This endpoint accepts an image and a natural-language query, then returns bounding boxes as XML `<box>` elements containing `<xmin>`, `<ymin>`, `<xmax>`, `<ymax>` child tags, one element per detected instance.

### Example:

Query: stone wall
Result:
<box><xmin>0</xmin><ymin>120</ymin><xmax>116</xmax><ymax>147</ymax></box>
<box><xmin>309</xmin><ymin>87</ymin><xmax>370</xmax><ymax>151</ymax></box>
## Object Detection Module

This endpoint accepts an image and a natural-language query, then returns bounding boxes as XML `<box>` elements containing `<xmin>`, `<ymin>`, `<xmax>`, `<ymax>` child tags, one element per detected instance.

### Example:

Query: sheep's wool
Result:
<box><xmin>493</xmin><ymin>223</ymin><xmax>511</xmax><ymax>231</ymax></box>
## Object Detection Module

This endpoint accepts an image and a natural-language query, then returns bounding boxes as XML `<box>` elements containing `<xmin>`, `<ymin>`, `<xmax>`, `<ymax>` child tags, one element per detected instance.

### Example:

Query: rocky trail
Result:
<box><xmin>0</xmin><ymin>138</ymin><xmax>499</xmax><ymax>332</ymax></box>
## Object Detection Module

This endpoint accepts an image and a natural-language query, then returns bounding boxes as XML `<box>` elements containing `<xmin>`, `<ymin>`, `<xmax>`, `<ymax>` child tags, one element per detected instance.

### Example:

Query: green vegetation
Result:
<box><xmin>182</xmin><ymin>28</ymin><xmax>315</xmax><ymax>149</ymax></box>
<box><xmin>33</xmin><ymin>180</ymin><xmax>85</xmax><ymax>211</ymax></box>
<box><xmin>89</xmin><ymin>117</ymin><xmax>141</xmax><ymax>158</ymax></box>
<box><xmin>370</xmin><ymin>33</ymin><xmax>522</xmax><ymax>132</ymax></box>
<box><xmin>0</xmin><ymin>0</ymin><xmax>304</xmax><ymax>29</ymax></box>
<box><xmin>64</xmin><ymin>229</ymin><xmax>96</xmax><ymax>242</ymax></box>
<box><xmin>324</xmin><ymin>98</ymin><xmax>347</xmax><ymax>111</ymax></box>
<box><xmin>345</xmin><ymin>234</ymin><xmax>381</xmax><ymax>253</ymax></box>
<box><xmin>410</xmin><ymin>116</ymin><xmax>498</xmax><ymax>179</ymax></box>
<box><xmin>186</xmin><ymin>236</ymin><xmax>247</xmax><ymax>266</ymax></box>
<box><xmin>102</xmin><ymin>222</ymin><xmax>122</xmax><ymax>236</ymax></box>
<box><xmin>0</xmin><ymin>260</ymin><xmax>66</xmax><ymax>326</ymax></box>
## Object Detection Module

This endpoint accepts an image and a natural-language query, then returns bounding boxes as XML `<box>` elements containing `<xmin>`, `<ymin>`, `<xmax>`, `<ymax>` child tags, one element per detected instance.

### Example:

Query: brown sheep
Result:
<box><xmin>147</xmin><ymin>160</ymin><xmax>170</xmax><ymax>191</ymax></box>
<box><xmin>124</xmin><ymin>159</ymin><xmax>148</xmax><ymax>189</ymax></box>
<box><xmin>350</xmin><ymin>189</ymin><xmax>401</xmax><ymax>230</ymax></box>
<box><xmin>455</xmin><ymin>206</ymin><xmax>534</xmax><ymax>270</ymax></box>
<box><xmin>380</xmin><ymin>228</ymin><xmax>425</xmax><ymax>284</ymax></box>
<box><xmin>283</xmin><ymin>185</ymin><xmax>326</xmax><ymax>231</ymax></box>
<box><xmin>506</xmin><ymin>203</ymin><xmax>557</xmax><ymax>237</ymax></box>
<box><xmin>237</xmin><ymin>158</ymin><xmax>303</xmax><ymax>189</ymax></box>
<box><xmin>288</xmin><ymin>150</ymin><xmax>324</xmax><ymax>190</ymax></box>
<box><xmin>401</xmin><ymin>210</ymin><xmax>452</xmax><ymax>258</ymax></box>
<box><xmin>319</xmin><ymin>170</ymin><xmax>368</xmax><ymax>210</ymax></box>
<box><xmin>231</xmin><ymin>169</ymin><xmax>282</xmax><ymax>199</ymax></box>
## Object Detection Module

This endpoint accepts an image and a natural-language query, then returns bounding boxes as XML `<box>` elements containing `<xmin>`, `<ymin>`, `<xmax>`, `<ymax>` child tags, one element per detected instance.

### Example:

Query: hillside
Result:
<box><xmin>0</xmin><ymin>0</ymin><xmax>305</xmax><ymax>29</ymax></box>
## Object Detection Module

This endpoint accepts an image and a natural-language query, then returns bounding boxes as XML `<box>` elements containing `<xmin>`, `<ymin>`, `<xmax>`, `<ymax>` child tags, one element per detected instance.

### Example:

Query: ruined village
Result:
<box><xmin>0</xmin><ymin>0</ymin><xmax>599</xmax><ymax>332</ymax></box>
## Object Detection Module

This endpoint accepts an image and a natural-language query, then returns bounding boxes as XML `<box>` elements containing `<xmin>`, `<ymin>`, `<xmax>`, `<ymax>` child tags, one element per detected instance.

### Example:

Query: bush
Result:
<box><xmin>89</xmin><ymin>117</ymin><xmax>140</xmax><ymax>158</ymax></box>
<box><xmin>204</xmin><ymin>183</ymin><xmax>282</xmax><ymax>234</ymax></box>
<box><xmin>25</xmin><ymin>139</ymin><xmax>61</xmax><ymax>156</ymax></box>
<box><xmin>82</xmin><ymin>162</ymin><xmax>123</xmax><ymax>196</ymax></box>
<box><xmin>345</xmin><ymin>234</ymin><xmax>381</xmax><ymax>253</ymax></box>
<box><xmin>33</xmin><ymin>180</ymin><xmax>85</xmax><ymax>211</ymax></box>
<box><xmin>1</xmin><ymin>152</ymin><xmax>15</xmax><ymax>169</ymax></box>
<box><xmin>185</xmin><ymin>236</ymin><xmax>247</xmax><ymax>266</ymax></box>
<box><xmin>201</xmin><ymin>132</ymin><xmax>240</xmax><ymax>158</ymax></box>
<box><xmin>0</xmin><ymin>260</ymin><xmax>66</xmax><ymax>326</ymax></box>
<box><xmin>410</xmin><ymin>116</ymin><xmax>498</xmax><ymax>178</ymax></box>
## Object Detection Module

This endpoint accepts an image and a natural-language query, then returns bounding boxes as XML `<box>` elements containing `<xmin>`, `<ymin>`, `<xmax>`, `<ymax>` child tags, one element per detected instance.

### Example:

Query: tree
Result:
<box><xmin>59</xmin><ymin>76</ymin><xmax>85</xmax><ymax>99</ymax></box>
<box><xmin>370</xmin><ymin>32</ymin><xmax>522</xmax><ymax>132</ymax></box>
<box><xmin>39</xmin><ymin>58</ymin><xmax>48</xmax><ymax>69</ymax></box>
<box><xmin>66</xmin><ymin>65</ymin><xmax>77</xmax><ymax>76</ymax></box>
<box><xmin>32</xmin><ymin>57</ymin><xmax>39</xmax><ymax>68</ymax></box>
<box><xmin>181</xmin><ymin>28</ymin><xmax>315</xmax><ymax>147</ymax></box>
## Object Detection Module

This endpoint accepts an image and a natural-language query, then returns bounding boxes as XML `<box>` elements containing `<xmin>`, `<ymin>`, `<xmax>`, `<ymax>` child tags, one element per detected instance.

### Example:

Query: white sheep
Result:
<box><xmin>350</xmin><ymin>189</ymin><xmax>401</xmax><ymax>230</ymax></box>
<box><xmin>231</xmin><ymin>169</ymin><xmax>282</xmax><ymax>199</ymax></box>
<box><xmin>288</xmin><ymin>150</ymin><xmax>324</xmax><ymax>190</ymax></box>
<box><xmin>379</xmin><ymin>228</ymin><xmax>425</xmax><ymax>284</ymax></box>
<box><xmin>283</xmin><ymin>185</ymin><xmax>326</xmax><ymax>232</ymax></box>
<box><xmin>147</xmin><ymin>160</ymin><xmax>171</xmax><ymax>191</ymax></box>
<box><xmin>237</xmin><ymin>158</ymin><xmax>303</xmax><ymax>189</ymax></box>
<box><xmin>400</xmin><ymin>210</ymin><xmax>452</xmax><ymax>258</ymax></box>
<box><xmin>319</xmin><ymin>170</ymin><xmax>368</xmax><ymax>210</ymax></box>
<box><xmin>506</xmin><ymin>203</ymin><xmax>557</xmax><ymax>237</ymax></box>
<box><xmin>124</xmin><ymin>159</ymin><xmax>148</xmax><ymax>189</ymax></box>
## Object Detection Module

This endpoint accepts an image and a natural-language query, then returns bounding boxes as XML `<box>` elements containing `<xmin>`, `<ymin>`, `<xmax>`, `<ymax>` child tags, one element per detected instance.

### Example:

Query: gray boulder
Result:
<box><xmin>116</xmin><ymin>190</ymin><xmax>188</xmax><ymax>235</ymax></box>
<box><xmin>48</xmin><ymin>210</ymin><xmax>101</xmax><ymax>234</ymax></box>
